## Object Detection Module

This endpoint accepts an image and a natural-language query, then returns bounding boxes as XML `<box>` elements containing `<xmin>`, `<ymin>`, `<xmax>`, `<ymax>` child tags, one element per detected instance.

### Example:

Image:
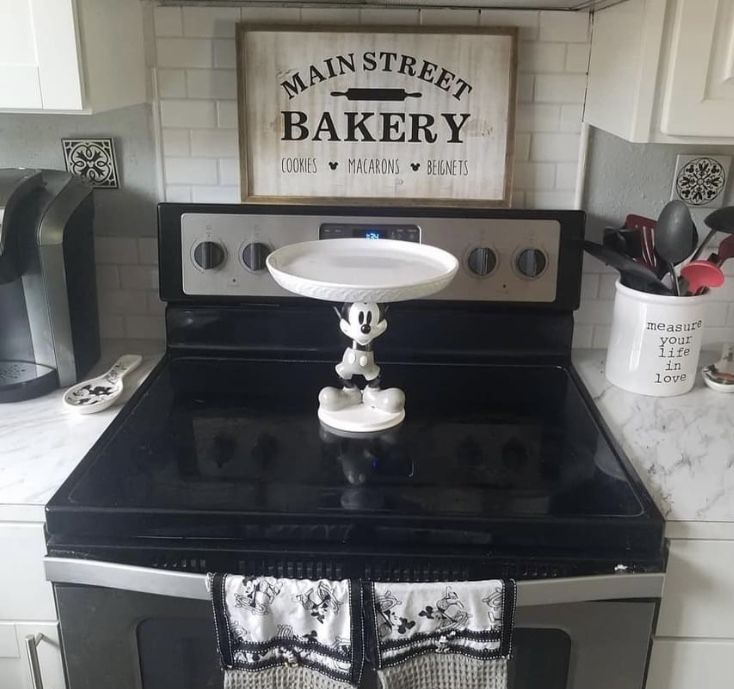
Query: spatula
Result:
<box><xmin>583</xmin><ymin>241</ymin><xmax>672</xmax><ymax>295</ymax></box>
<box><xmin>680</xmin><ymin>261</ymin><xmax>724</xmax><ymax>295</ymax></box>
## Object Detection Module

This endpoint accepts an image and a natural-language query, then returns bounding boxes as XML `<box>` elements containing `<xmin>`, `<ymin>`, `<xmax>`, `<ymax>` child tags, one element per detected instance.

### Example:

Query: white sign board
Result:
<box><xmin>237</xmin><ymin>25</ymin><xmax>517</xmax><ymax>206</ymax></box>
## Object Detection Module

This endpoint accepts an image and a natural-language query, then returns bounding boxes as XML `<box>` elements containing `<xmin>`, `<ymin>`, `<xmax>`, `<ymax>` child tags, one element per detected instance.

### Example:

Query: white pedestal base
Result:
<box><xmin>318</xmin><ymin>402</ymin><xmax>405</xmax><ymax>433</ymax></box>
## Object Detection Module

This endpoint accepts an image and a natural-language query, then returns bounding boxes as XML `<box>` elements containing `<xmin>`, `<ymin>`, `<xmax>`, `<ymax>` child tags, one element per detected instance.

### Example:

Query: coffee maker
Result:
<box><xmin>0</xmin><ymin>169</ymin><xmax>100</xmax><ymax>402</ymax></box>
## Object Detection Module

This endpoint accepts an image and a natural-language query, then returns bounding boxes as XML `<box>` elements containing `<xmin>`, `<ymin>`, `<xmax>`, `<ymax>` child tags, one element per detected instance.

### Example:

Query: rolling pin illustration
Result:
<box><xmin>330</xmin><ymin>88</ymin><xmax>422</xmax><ymax>101</ymax></box>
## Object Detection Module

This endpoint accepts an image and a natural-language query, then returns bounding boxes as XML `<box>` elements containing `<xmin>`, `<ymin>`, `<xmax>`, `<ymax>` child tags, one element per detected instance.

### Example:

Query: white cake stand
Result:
<box><xmin>267</xmin><ymin>239</ymin><xmax>458</xmax><ymax>432</ymax></box>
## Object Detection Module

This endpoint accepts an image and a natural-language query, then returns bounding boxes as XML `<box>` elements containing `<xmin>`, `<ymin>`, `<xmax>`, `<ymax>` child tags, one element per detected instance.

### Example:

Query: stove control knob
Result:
<box><xmin>242</xmin><ymin>242</ymin><xmax>271</xmax><ymax>272</ymax></box>
<box><xmin>515</xmin><ymin>248</ymin><xmax>547</xmax><ymax>278</ymax></box>
<box><xmin>193</xmin><ymin>241</ymin><xmax>225</xmax><ymax>270</ymax></box>
<box><xmin>467</xmin><ymin>247</ymin><xmax>497</xmax><ymax>277</ymax></box>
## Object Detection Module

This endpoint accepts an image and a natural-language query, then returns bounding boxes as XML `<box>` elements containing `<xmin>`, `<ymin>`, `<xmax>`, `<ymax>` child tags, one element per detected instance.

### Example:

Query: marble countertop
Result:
<box><xmin>573</xmin><ymin>349</ymin><xmax>734</xmax><ymax>539</ymax></box>
<box><xmin>2</xmin><ymin>343</ymin><xmax>732</xmax><ymax>540</ymax></box>
<box><xmin>0</xmin><ymin>343</ymin><xmax>162</xmax><ymax>522</ymax></box>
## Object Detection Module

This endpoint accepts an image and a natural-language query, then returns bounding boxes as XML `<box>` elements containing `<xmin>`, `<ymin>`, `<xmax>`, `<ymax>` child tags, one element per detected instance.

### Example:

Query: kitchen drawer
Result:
<box><xmin>0</xmin><ymin>621</ymin><xmax>66</xmax><ymax>689</ymax></box>
<box><xmin>0</xmin><ymin>523</ymin><xmax>56</xmax><ymax>621</ymax></box>
<box><xmin>646</xmin><ymin>638</ymin><xmax>734</xmax><ymax>689</ymax></box>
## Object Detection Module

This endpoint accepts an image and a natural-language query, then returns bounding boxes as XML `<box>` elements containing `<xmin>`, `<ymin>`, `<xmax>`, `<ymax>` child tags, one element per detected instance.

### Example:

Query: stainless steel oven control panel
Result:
<box><xmin>180</xmin><ymin>213</ymin><xmax>560</xmax><ymax>302</ymax></box>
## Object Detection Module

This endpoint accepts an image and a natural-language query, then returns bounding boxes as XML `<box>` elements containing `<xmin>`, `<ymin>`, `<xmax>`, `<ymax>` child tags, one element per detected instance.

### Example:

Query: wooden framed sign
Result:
<box><xmin>236</xmin><ymin>25</ymin><xmax>517</xmax><ymax>206</ymax></box>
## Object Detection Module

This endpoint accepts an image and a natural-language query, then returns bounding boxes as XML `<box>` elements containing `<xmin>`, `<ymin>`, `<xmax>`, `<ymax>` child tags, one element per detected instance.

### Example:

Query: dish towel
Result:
<box><xmin>208</xmin><ymin>574</ymin><xmax>364</xmax><ymax>689</ymax></box>
<box><xmin>368</xmin><ymin>580</ymin><xmax>516</xmax><ymax>689</ymax></box>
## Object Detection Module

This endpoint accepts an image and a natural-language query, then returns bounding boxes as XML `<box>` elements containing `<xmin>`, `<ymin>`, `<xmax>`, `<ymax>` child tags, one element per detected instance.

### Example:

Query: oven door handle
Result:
<box><xmin>45</xmin><ymin>557</ymin><xmax>664</xmax><ymax>605</ymax></box>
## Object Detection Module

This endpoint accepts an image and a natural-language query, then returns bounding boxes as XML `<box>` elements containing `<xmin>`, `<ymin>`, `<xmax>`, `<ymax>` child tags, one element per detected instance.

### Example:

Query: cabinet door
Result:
<box><xmin>0</xmin><ymin>0</ymin><xmax>42</xmax><ymax>108</ymax></box>
<box><xmin>657</xmin><ymin>539</ymin><xmax>734</xmax><ymax>638</ymax></box>
<box><xmin>646</xmin><ymin>639</ymin><xmax>734</xmax><ymax>689</ymax></box>
<box><xmin>661</xmin><ymin>0</ymin><xmax>734</xmax><ymax>137</ymax></box>
<box><xmin>31</xmin><ymin>0</ymin><xmax>83</xmax><ymax>110</ymax></box>
<box><xmin>0</xmin><ymin>523</ymin><xmax>56</xmax><ymax>621</ymax></box>
<box><xmin>0</xmin><ymin>0</ymin><xmax>82</xmax><ymax>111</ymax></box>
<box><xmin>0</xmin><ymin>622</ymin><xmax>66</xmax><ymax>689</ymax></box>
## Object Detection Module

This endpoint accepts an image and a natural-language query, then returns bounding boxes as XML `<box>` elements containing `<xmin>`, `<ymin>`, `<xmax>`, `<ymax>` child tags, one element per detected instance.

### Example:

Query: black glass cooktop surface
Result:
<box><xmin>47</xmin><ymin>355</ymin><xmax>663</xmax><ymax>560</ymax></box>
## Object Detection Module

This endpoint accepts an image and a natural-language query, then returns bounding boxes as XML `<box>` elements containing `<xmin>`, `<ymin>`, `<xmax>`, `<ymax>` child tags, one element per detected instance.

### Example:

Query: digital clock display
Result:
<box><xmin>319</xmin><ymin>224</ymin><xmax>420</xmax><ymax>243</ymax></box>
<box><xmin>354</xmin><ymin>228</ymin><xmax>386</xmax><ymax>240</ymax></box>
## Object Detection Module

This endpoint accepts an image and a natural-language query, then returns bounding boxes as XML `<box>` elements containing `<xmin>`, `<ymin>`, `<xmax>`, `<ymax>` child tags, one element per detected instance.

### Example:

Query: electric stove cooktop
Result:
<box><xmin>46</xmin><ymin>204</ymin><xmax>664</xmax><ymax>582</ymax></box>
<box><xmin>46</xmin><ymin>354</ymin><xmax>663</xmax><ymax>578</ymax></box>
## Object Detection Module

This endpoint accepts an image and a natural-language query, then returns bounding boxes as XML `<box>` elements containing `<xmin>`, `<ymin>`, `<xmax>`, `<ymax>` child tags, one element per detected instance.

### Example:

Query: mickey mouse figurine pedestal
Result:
<box><xmin>318</xmin><ymin>302</ymin><xmax>405</xmax><ymax>432</ymax></box>
<box><xmin>266</xmin><ymin>238</ymin><xmax>458</xmax><ymax>434</ymax></box>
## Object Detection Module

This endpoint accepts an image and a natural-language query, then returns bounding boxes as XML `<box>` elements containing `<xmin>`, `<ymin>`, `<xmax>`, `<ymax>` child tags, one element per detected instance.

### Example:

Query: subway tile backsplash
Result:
<box><xmin>92</xmin><ymin>5</ymin><xmax>732</xmax><ymax>350</ymax></box>
<box><xmin>576</xmin><ymin>256</ymin><xmax>734</xmax><ymax>349</ymax></box>
<box><xmin>152</xmin><ymin>6</ymin><xmax>589</xmax><ymax>209</ymax></box>
<box><xmin>95</xmin><ymin>237</ymin><xmax>164</xmax><ymax>341</ymax></box>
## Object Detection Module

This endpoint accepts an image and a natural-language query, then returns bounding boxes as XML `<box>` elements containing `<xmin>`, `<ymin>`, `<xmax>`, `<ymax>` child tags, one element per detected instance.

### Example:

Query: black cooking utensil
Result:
<box><xmin>583</xmin><ymin>241</ymin><xmax>673</xmax><ymax>295</ymax></box>
<box><xmin>330</xmin><ymin>88</ymin><xmax>422</xmax><ymax>101</ymax></box>
<box><xmin>604</xmin><ymin>227</ymin><xmax>643</xmax><ymax>260</ymax></box>
<box><xmin>655</xmin><ymin>201</ymin><xmax>694</xmax><ymax>296</ymax></box>
<box><xmin>691</xmin><ymin>205</ymin><xmax>734</xmax><ymax>261</ymax></box>
<box><xmin>650</xmin><ymin>220</ymin><xmax>698</xmax><ymax>281</ymax></box>
<box><xmin>716</xmin><ymin>233</ymin><xmax>734</xmax><ymax>268</ymax></box>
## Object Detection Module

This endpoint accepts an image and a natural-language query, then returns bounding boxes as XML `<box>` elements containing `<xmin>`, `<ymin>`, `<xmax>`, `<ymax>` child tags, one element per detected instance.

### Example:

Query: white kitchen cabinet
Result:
<box><xmin>646</xmin><ymin>638</ymin><xmax>734</xmax><ymax>689</ymax></box>
<box><xmin>0</xmin><ymin>522</ymin><xmax>66</xmax><ymax>689</ymax></box>
<box><xmin>660</xmin><ymin>0</ymin><xmax>734</xmax><ymax>138</ymax></box>
<box><xmin>0</xmin><ymin>622</ymin><xmax>66</xmax><ymax>689</ymax></box>
<box><xmin>585</xmin><ymin>0</ymin><xmax>734</xmax><ymax>143</ymax></box>
<box><xmin>644</xmin><ymin>539</ymin><xmax>734</xmax><ymax>689</ymax></box>
<box><xmin>0</xmin><ymin>0</ymin><xmax>146</xmax><ymax>113</ymax></box>
<box><xmin>656</xmin><ymin>539</ymin><xmax>734</xmax><ymax>638</ymax></box>
<box><xmin>0</xmin><ymin>523</ymin><xmax>56</xmax><ymax>621</ymax></box>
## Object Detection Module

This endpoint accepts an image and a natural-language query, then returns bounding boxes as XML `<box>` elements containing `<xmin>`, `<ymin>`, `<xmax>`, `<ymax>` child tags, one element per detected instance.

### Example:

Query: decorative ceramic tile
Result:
<box><xmin>671</xmin><ymin>154</ymin><xmax>730</xmax><ymax>208</ymax></box>
<box><xmin>61</xmin><ymin>138</ymin><xmax>119</xmax><ymax>189</ymax></box>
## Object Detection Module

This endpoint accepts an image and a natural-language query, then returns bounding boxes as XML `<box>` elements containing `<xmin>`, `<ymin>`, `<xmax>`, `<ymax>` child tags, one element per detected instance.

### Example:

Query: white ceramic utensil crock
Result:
<box><xmin>605</xmin><ymin>281</ymin><xmax>707</xmax><ymax>397</ymax></box>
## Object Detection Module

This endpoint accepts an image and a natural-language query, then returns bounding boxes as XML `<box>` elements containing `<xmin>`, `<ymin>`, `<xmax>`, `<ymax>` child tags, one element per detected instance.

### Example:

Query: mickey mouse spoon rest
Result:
<box><xmin>267</xmin><ymin>238</ymin><xmax>458</xmax><ymax>432</ymax></box>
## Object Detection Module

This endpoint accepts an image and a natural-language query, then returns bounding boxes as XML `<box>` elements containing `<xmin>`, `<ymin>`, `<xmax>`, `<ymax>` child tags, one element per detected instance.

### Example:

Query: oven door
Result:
<box><xmin>46</xmin><ymin>558</ymin><xmax>662</xmax><ymax>689</ymax></box>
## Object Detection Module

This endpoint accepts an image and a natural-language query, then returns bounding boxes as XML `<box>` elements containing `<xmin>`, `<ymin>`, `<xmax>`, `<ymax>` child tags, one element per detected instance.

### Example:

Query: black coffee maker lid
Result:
<box><xmin>0</xmin><ymin>169</ymin><xmax>45</xmax><ymax>284</ymax></box>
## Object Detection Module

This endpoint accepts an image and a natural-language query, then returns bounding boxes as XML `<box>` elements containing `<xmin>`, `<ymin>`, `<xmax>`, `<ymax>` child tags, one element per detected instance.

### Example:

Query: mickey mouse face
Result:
<box><xmin>339</xmin><ymin>302</ymin><xmax>387</xmax><ymax>345</ymax></box>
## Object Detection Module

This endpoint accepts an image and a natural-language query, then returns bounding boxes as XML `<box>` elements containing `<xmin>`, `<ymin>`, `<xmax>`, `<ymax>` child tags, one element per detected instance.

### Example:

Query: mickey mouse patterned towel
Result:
<box><xmin>368</xmin><ymin>580</ymin><xmax>516</xmax><ymax>689</ymax></box>
<box><xmin>209</xmin><ymin>574</ymin><xmax>363</xmax><ymax>689</ymax></box>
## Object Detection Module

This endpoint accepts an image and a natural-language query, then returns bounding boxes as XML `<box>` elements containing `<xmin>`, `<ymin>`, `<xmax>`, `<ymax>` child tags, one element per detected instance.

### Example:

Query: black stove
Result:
<box><xmin>46</xmin><ymin>205</ymin><xmax>665</xmax><ymax>582</ymax></box>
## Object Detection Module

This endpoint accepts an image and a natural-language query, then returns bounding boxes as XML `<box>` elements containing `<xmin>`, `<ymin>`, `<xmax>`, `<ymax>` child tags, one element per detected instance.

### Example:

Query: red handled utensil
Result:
<box><xmin>715</xmin><ymin>233</ymin><xmax>734</xmax><ymax>268</ymax></box>
<box><xmin>680</xmin><ymin>260</ymin><xmax>724</xmax><ymax>296</ymax></box>
<box><xmin>624</xmin><ymin>214</ymin><xmax>657</xmax><ymax>271</ymax></box>
<box><xmin>699</xmin><ymin>235</ymin><xmax>734</xmax><ymax>292</ymax></box>
<box><xmin>691</xmin><ymin>206</ymin><xmax>734</xmax><ymax>261</ymax></box>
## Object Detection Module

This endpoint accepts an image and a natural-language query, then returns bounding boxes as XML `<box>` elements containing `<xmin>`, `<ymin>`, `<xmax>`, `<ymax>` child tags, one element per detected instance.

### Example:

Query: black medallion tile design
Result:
<box><xmin>673</xmin><ymin>155</ymin><xmax>730</xmax><ymax>208</ymax></box>
<box><xmin>61</xmin><ymin>138</ymin><xmax>119</xmax><ymax>189</ymax></box>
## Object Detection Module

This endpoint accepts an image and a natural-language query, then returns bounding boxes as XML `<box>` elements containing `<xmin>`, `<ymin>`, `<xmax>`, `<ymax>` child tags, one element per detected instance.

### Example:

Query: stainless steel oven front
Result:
<box><xmin>46</xmin><ymin>558</ymin><xmax>662</xmax><ymax>689</ymax></box>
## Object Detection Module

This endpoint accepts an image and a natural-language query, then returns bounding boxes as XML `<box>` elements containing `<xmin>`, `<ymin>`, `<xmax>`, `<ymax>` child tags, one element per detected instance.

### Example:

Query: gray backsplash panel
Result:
<box><xmin>582</xmin><ymin>127</ymin><xmax>734</xmax><ymax>242</ymax></box>
<box><xmin>0</xmin><ymin>103</ymin><xmax>158</xmax><ymax>237</ymax></box>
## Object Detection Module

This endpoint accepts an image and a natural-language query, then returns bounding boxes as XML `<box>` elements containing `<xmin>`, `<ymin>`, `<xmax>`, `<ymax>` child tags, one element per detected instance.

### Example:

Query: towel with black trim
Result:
<box><xmin>368</xmin><ymin>579</ymin><xmax>516</xmax><ymax>689</ymax></box>
<box><xmin>208</xmin><ymin>574</ymin><xmax>364</xmax><ymax>689</ymax></box>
